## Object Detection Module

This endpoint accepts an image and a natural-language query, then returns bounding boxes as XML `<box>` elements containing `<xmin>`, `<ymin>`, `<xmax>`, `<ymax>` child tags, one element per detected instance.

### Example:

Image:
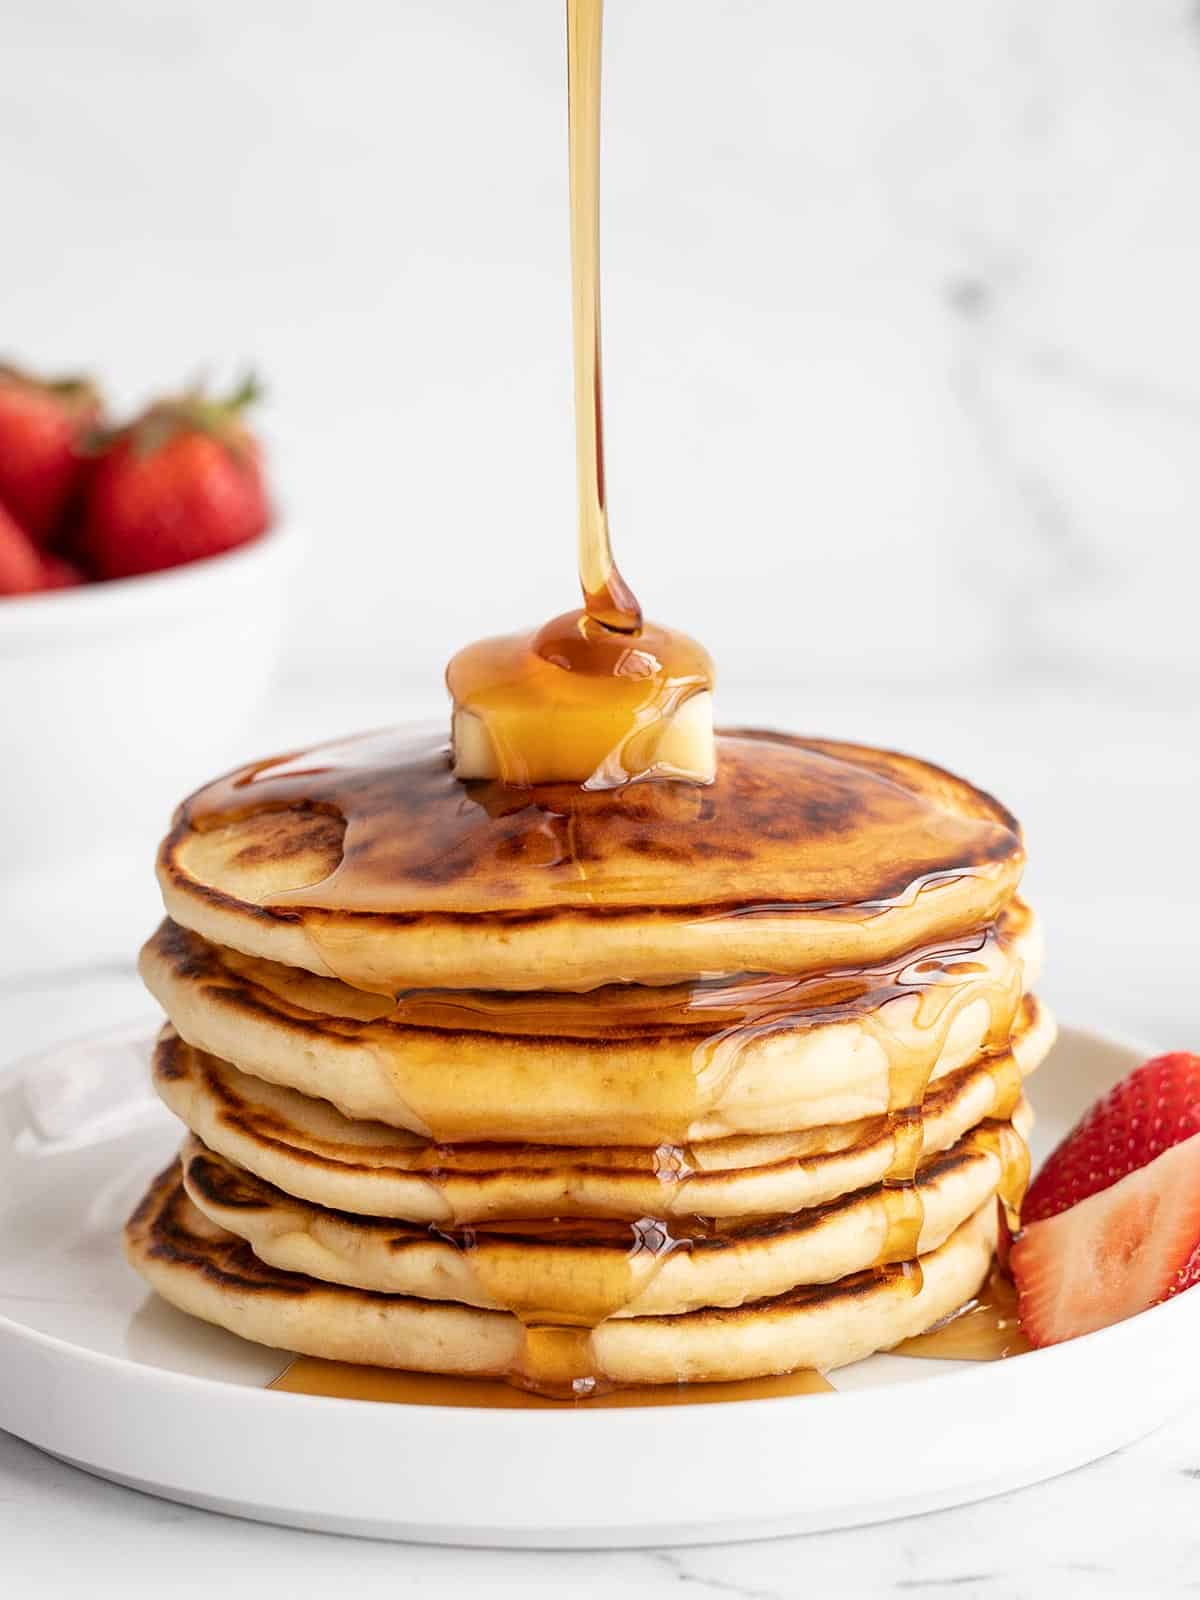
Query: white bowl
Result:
<box><xmin>0</xmin><ymin>528</ymin><xmax>300</xmax><ymax>975</ymax></box>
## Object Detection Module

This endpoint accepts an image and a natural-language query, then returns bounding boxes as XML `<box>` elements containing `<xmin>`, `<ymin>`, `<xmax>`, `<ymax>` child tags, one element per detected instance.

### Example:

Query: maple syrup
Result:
<box><xmin>442</xmin><ymin>0</ymin><xmax>716</xmax><ymax>789</ymax></box>
<box><xmin>969</xmin><ymin>1119</ymin><xmax>1032</xmax><ymax>1233</ymax></box>
<box><xmin>269</xmin><ymin>1358</ymin><xmax>835</xmax><ymax>1407</ymax></box>
<box><xmin>565</xmin><ymin>0</ymin><xmax>637</xmax><ymax>638</ymax></box>
<box><xmin>891</xmin><ymin>1264</ymin><xmax>1030</xmax><ymax>1361</ymax></box>
<box><xmin>431</xmin><ymin>1213</ymin><xmax>683</xmax><ymax>1330</ymax></box>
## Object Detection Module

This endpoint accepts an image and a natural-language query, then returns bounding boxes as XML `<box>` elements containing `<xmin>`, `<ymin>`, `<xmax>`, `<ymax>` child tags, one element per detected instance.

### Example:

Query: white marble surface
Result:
<box><xmin>2</xmin><ymin>676</ymin><xmax>1199</xmax><ymax>1597</ymax></box>
<box><xmin>2</xmin><ymin>1411</ymin><xmax>1200</xmax><ymax>1600</ymax></box>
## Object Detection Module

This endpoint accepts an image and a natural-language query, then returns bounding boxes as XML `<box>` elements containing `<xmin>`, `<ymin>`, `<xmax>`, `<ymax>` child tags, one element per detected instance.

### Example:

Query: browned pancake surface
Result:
<box><xmin>165</xmin><ymin>728</ymin><xmax>1021</xmax><ymax>919</ymax></box>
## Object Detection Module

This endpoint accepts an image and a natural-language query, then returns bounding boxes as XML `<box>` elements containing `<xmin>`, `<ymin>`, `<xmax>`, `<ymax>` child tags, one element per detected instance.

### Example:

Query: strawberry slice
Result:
<box><xmin>1013</xmin><ymin>1135</ymin><xmax>1200</xmax><ymax>1345</ymax></box>
<box><xmin>1013</xmin><ymin>1052</ymin><xmax>1200</xmax><ymax>1346</ymax></box>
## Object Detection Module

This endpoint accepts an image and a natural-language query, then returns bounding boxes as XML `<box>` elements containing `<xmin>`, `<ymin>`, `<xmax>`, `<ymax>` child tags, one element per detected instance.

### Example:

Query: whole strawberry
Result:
<box><xmin>0</xmin><ymin>501</ymin><xmax>42</xmax><ymax>594</ymax></box>
<box><xmin>81</xmin><ymin>376</ymin><xmax>272</xmax><ymax>580</ymax></box>
<box><xmin>0</xmin><ymin>363</ymin><xmax>102</xmax><ymax>544</ymax></box>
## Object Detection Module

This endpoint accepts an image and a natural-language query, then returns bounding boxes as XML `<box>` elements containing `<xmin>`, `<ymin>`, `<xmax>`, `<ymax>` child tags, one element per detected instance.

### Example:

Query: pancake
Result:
<box><xmin>152</xmin><ymin>997</ymin><xmax>1054</xmax><ymax>1220</ymax></box>
<box><xmin>125</xmin><ymin>1161</ymin><xmax>999</xmax><ymax>1384</ymax></box>
<box><xmin>157</xmin><ymin>728</ymin><xmax>1025</xmax><ymax>992</ymax></box>
<box><xmin>140</xmin><ymin>908</ymin><xmax>1042</xmax><ymax>1144</ymax></box>
<box><xmin>179</xmin><ymin>1109</ymin><xmax>1029</xmax><ymax>1319</ymax></box>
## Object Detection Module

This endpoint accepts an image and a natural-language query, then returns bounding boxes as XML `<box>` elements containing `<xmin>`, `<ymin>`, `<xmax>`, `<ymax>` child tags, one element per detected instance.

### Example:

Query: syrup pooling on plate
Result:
<box><xmin>268</xmin><ymin>1359</ymin><xmax>836</xmax><ymax>1407</ymax></box>
<box><xmin>891</xmin><ymin>1264</ymin><xmax>1031</xmax><ymax>1361</ymax></box>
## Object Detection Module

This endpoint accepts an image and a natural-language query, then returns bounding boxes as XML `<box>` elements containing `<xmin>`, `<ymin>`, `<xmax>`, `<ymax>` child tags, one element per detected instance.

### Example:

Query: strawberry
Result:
<box><xmin>1013</xmin><ymin>1053</ymin><xmax>1200</xmax><ymax>1346</ymax></box>
<box><xmin>37</xmin><ymin>553</ymin><xmax>86</xmax><ymax>590</ymax></box>
<box><xmin>0</xmin><ymin>501</ymin><xmax>42</xmax><ymax>594</ymax></box>
<box><xmin>1024</xmin><ymin>1052</ymin><xmax>1200</xmax><ymax>1223</ymax></box>
<box><xmin>80</xmin><ymin>376</ymin><xmax>271</xmax><ymax>580</ymax></box>
<box><xmin>0</xmin><ymin>364</ymin><xmax>102</xmax><ymax>543</ymax></box>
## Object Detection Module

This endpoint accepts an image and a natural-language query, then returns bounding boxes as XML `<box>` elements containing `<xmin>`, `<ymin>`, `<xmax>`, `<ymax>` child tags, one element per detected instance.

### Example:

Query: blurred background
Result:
<box><xmin>2</xmin><ymin>0</ymin><xmax>1198</xmax><ymax>1048</ymax></box>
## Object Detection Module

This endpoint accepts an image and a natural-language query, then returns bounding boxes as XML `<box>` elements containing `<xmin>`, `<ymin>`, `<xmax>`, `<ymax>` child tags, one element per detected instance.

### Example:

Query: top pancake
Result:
<box><xmin>158</xmin><ymin>727</ymin><xmax>1024</xmax><ymax>991</ymax></box>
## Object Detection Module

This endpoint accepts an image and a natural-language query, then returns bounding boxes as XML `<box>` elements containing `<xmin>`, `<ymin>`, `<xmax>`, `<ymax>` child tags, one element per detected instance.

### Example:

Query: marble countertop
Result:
<box><xmin>2</xmin><ymin>677</ymin><xmax>1198</xmax><ymax>1598</ymax></box>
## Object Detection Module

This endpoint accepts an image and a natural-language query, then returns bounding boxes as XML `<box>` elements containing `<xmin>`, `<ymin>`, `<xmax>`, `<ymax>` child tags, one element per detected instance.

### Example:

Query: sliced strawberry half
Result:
<box><xmin>1012</xmin><ymin>1134</ymin><xmax>1200</xmax><ymax>1345</ymax></box>
<box><xmin>1012</xmin><ymin>1051</ymin><xmax>1200</xmax><ymax>1347</ymax></box>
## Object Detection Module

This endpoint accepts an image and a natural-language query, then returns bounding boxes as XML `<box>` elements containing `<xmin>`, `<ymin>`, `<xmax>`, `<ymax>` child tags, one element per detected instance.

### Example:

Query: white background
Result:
<box><xmin>5</xmin><ymin>0</ymin><xmax>1200</xmax><ymax>694</ymax></box>
<box><xmin>3</xmin><ymin>4</ymin><xmax>1200</xmax><ymax>1594</ymax></box>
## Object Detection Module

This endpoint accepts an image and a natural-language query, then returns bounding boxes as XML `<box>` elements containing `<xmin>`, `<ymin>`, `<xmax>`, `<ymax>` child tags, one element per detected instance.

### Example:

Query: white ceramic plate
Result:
<box><xmin>1</xmin><ymin>1021</ymin><xmax>1197</xmax><ymax>1548</ymax></box>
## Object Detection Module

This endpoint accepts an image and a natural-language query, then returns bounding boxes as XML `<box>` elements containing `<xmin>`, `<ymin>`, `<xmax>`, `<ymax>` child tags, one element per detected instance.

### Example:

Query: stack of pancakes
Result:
<box><xmin>126</xmin><ymin>728</ymin><xmax>1054</xmax><ymax>1394</ymax></box>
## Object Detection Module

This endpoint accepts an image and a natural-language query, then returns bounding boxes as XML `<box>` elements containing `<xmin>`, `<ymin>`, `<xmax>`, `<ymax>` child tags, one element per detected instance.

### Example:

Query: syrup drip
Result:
<box><xmin>429</xmin><ymin>1213</ymin><xmax>682</xmax><ymax>1331</ymax></box>
<box><xmin>268</xmin><ymin>1359</ymin><xmax>835</xmax><ymax>1407</ymax></box>
<box><xmin>983</xmin><ymin>1049</ymin><xmax>1024</xmax><ymax>1124</ymax></box>
<box><xmin>969</xmin><ymin>1119</ymin><xmax>1032</xmax><ymax>1233</ymax></box>
<box><xmin>862</xmin><ymin>938</ymin><xmax>1023</xmax><ymax>1290</ymax></box>
<box><xmin>513</xmin><ymin>1325</ymin><xmax>611</xmax><ymax>1399</ymax></box>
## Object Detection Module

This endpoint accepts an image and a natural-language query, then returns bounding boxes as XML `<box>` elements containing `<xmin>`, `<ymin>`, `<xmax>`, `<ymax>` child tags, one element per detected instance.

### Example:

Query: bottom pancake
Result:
<box><xmin>125</xmin><ymin>1161</ymin><xmax>998</xmax><ymax>1387</ymax></box>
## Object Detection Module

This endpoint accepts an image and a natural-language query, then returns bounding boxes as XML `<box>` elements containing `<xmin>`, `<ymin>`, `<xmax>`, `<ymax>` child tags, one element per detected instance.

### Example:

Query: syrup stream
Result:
<box><xmin>567</xmin><ymin>0</ymin><xmax>641</xmax><ymax>634</ymax></box>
